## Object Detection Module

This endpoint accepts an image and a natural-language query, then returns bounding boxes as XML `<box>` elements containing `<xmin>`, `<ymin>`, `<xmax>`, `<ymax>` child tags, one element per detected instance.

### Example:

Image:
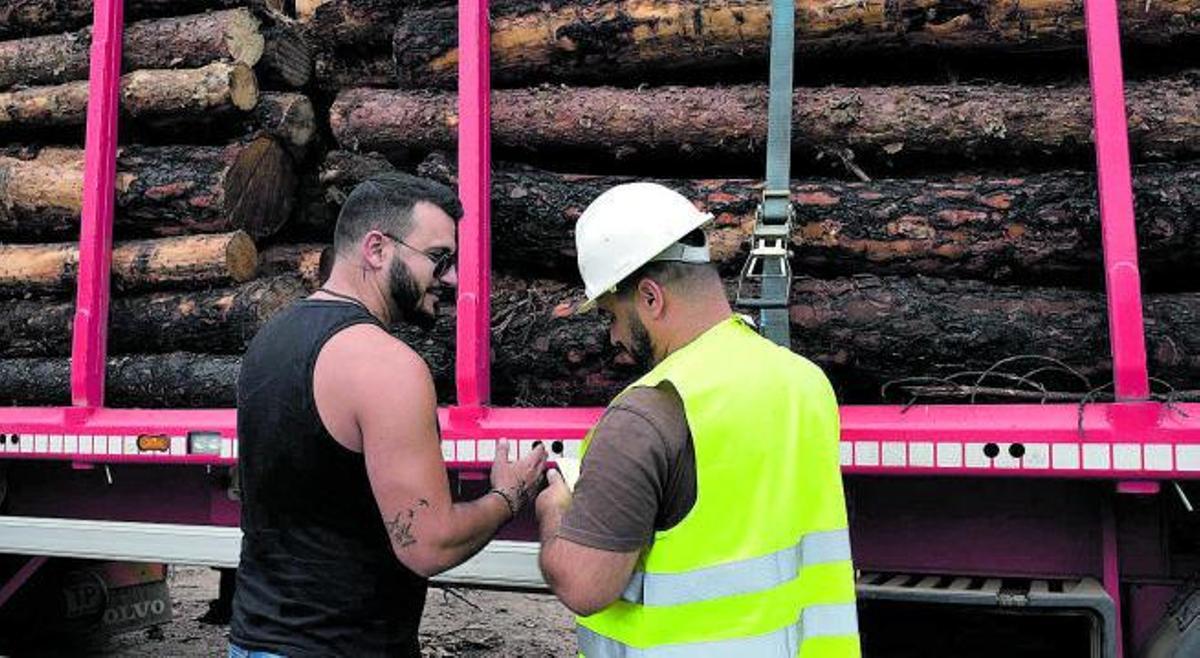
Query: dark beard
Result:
<box><xmin>628</xmin><ymin>313</ymin><xmax>656</xmax><ymax>372</ymax></box>
<box><xmin>388</xmin><ymin>257</ymin><xmax>437</xmax><ymax>331</ymax></box>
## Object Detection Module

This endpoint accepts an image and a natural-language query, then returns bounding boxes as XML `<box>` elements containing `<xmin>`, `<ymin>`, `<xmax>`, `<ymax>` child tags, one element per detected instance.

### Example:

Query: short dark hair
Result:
<box><xmin>615</xmin><ymin>229</ymin><xmax>716</xmax><ymax>298</ymax></box>
<box><xmin>333</xmin><ymin>172</ymin><xmax>463</xmax><ymax>252</ymax></box>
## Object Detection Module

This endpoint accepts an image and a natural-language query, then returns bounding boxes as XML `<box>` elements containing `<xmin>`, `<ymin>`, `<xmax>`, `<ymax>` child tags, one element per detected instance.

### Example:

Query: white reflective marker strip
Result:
<box><xmin>3</xmin><ymin>433</ymin><xmax>1199</xmax><ymax>475</ymax></box>
<box><xmin>577</xmin><ymin>602</ymin><xmax>858</xmax><ymax>658</ymax></box>
<box><xmin>1023</xmin><ymin>443</ymin><xmax>1051</xmax><ymax>469</ymax></box>
<box><xmin>993</xmin><ymin>450</ymin><xmax>1020</xmax><ymax>469</ymax></box>
<box><xmin>477</xmin><ymin>440</ymin><xmax>496</xmax><ymax>461</ymax></box>
<box><xmin>853</xmin><ymin>441</ymin><xmax>879</xmax><ymax>467</ymax></box>
<box><xmin>1084</xmin><ymin>444</ymin><xmax>1111</xmax><ymax>470</ymax></box>
<box><xmin>965</xmin><ymin>443</ymin><xmax>990</xmax><ymax>468</ymax></box>
<box><xmin>1178</xmin><ymin>446</ymin><xmax>1200</xmax><ymax>471</ymax></box>
<box><xmin>881</xmin><ymin>442</ymin><xmax>906</xmax><ymax>467</ymax></box>
<box><xmin>839</xmin><ymin>442</ymin><xmax>853</xmax><ymax>466</ymax></box>
<box><xmin>936</xmin><ymin>443</ymin><xmax>962</xmax><ymax>467</ymax></box>
<box><xmin>1114</xmin><ymin>444</ymin><xmax>1141</xmax><ymax>470</ymax></box>
<box><xmin>457</xmin><ymin>440</ymin><xmax>476</xmax><ymax>461</ymax></box>
<box><xmin>1052</xmin><ymin>444</ymin><xmax>1079</xmax><ymax>469</ymax></box>
<box><xmin>0</xmin><ymin>433</ymin><xmax>242</xmax><ymax>457</ymax></box>
<box><xmin>621</xmin><ymin>529</ymin><xmax>852</xmax><ymax>607</ymax></box>
<box><xmin>1145</xmin><ymin>444</ymin><xmax>1173</xmax><ymax>471</ymax></box>
<box><xmin>909</xmin><ymin>443</ymin><xmax>934</xmax><ymax>467</ymax></box>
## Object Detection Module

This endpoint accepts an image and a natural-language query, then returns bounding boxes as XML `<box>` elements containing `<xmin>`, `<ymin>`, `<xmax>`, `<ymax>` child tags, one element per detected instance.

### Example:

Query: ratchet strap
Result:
<box><xmin>735</xmin><ymin>0</ymin><xmax>795</xmax><ymax>348</ymax></box>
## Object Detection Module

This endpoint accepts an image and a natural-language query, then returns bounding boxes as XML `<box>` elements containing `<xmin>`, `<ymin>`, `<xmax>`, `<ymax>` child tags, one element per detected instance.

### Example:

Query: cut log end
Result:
<box><xmin>229</xmin><ymin>63</ymin><xmax>260</xmax><ymax>111</ymax></box>
<box><xmin>226</xmin><ymin>231</ymin><xmax>259</xmax><ymax>282</ymax></box>
<box><xmin>296</xmin><ymin>0</ymin><xmax>331</xmax><ymax>21</ymax></box>
<box><xmin>225</xmin><ymin>9</ymin><xmax>267</xmax><ymax>67</ymax></box>
<box><xmin>224</xmin><ymin>137</ymin><xmax>297</xmax><ymax>240</ymax></box>
<box><xmin>258</xmin><ymin>92</ymin><xmax>316</xmax><ymax>150</ymax></box>
<box><xmin>258</xmin><ymin>25</ymin><xmax>313</xmax><ymax>89</ymax></box>
<box><xmin>284</xmin><ymin>96</ymin><xmax>316</xmax><ymax>148</ymax></box>
<box><xmin>1</xmin><ymin>232</ymin><xmax>261</xmax><ymax>296</ymax></box>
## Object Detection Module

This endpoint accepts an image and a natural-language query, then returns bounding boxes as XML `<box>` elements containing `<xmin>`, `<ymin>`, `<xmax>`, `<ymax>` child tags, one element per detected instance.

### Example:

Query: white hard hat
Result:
<box><xmin>575</xmin><ymin>182</ymin><xmax>714</xmax><ymax>312</ymax></box>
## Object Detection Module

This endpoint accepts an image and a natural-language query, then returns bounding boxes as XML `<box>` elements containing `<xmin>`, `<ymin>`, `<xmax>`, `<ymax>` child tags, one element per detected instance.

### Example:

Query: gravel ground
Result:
<box><xmin>9</xmin><ymin>566</ymin><xmax>1090</xmax><ymax>657</ymax></box>
<box><xmin>78</xmin><ymin>566</ymin><xmax>576</xmax><ymax>657</ymax></box>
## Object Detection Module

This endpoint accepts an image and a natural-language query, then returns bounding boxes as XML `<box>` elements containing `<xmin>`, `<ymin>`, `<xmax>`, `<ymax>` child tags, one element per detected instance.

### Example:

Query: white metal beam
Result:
<box><xmin>0</xmin><ymin>517</ymin><xmax>545</xmax><ymax>589</ymax></box>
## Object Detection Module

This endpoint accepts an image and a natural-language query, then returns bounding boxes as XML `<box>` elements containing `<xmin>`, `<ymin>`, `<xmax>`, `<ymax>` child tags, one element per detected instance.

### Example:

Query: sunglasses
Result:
<box><xmin>381</xmin><ymin>231</ymin><xmax>456</xmax><ymax>280</ymax></box>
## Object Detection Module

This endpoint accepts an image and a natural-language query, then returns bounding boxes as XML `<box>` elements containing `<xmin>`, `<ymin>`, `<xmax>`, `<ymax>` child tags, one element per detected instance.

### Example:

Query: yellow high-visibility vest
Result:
<box><xmin>577</xmin><ymin>316</ymin><xmax>860</xmax><ymax>658</ymax></box>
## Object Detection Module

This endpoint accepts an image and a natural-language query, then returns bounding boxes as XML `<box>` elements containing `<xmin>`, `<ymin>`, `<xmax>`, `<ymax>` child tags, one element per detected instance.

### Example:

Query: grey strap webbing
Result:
<box><xmin>762</xmin><ymin>0</ymin><xmax>795</xmax><ymax>222</ymax></box>
<box><xmin>736</xmin><ymin>0</ymin><xmax>795</xmax><ymax>348</ymax></box>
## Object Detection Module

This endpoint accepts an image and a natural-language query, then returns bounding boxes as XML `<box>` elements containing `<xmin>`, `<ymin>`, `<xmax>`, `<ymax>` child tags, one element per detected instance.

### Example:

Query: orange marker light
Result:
<box><xmin>137</xmin><ymin>434</ymin><xmax>170</xmax><ymax>452</ymax></box>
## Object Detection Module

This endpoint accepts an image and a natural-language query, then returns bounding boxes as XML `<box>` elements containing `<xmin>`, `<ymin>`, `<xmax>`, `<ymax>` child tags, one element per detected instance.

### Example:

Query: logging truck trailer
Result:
<box><xmin>1</xmin><ymin>0</ymin><xmax>1199</xmax><ymax>656</ymax></box>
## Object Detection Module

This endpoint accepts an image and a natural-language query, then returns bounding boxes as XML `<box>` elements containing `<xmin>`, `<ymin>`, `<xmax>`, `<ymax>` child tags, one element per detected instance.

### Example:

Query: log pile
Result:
<box><xmin>0</xmin><ymin>0</ymin><xmax>309</xmax><ymax>405</ymax></box>
<box><xmin>1</xmin><ymin>0</ymin><xmax>1199</xmax><ymax>408</ymax></box>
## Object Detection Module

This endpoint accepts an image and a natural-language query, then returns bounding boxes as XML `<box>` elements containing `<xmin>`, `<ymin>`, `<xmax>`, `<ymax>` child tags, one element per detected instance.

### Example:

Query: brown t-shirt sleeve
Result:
<box><xmin>557</xmin><ymin>385</ymin><xmax>695</xmax><ymax>553</ymax></box>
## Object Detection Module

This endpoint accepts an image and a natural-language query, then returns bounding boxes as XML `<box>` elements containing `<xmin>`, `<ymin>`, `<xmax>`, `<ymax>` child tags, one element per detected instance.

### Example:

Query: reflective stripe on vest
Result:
<box><xmin>621</xmin><ymin>528</ymin><xmax>852</xmax><ymax>606</ymax></box>
<box><xmin>578</xmin><ymin>602</ymin><xmax>859</xmax><ymax>658</ymax></box>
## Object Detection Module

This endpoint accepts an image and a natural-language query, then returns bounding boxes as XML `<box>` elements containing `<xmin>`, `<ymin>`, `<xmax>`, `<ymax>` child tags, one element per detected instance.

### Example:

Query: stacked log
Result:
<box><xmin>4</xmin><ymin>273</ymin><xmax>1197</xmax><ymax>406</ymax></box>
<box><xmin>2</xmin><ymin>0</ymin><xmax>1200</xmax><ymax>408</ymax></box>
<box><xmin>0</xmin><ymin>1</ymin><xmax>311</xmax><ymax>406</ymax></box>
<box><xmin>392</xmin><ymin>0</ymin><xmax>1200</xmax><ymax>88</ymax></box>
<box><xmin>0</xmin><ymin>232</ymin><xmax>258</xmax><ymax>296</ymax></box>
<box><xmin>0</xmin><ymin>275</ymin><xmax>306</xmax><ymax>357</ymax></box>
<box><xmin>309</xmin><ymin>151</ymin><xmax>1200</xmax><ymax>290</ymax></box>
<box><xmin>0</xmin><ymin>140</ymin><xmax>295</xmax><ymax>239</ymax></box>
<box><xmin>329</xmin><ymin>77</ymin><xmax>1200</xmax><ymax>173</ymax></box>
<box><xmin>0</xmin><ymin>0</ymin><xmax>282</xmax><ymax>39</ymax></box>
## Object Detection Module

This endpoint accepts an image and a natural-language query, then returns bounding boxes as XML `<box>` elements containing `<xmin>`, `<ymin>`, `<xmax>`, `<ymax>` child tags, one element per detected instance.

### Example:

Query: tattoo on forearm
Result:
<box><xmin>385</xmin><ymin>498</ymin><xmax>430</xmax><ymax>549</ymax></box>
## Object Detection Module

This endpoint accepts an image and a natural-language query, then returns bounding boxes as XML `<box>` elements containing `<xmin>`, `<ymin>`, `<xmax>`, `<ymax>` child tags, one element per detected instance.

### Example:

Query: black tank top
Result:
<box><xmin>231</xmin><ymin>299</ymin><xmax>427</xmax><ymax>657</ymax></box>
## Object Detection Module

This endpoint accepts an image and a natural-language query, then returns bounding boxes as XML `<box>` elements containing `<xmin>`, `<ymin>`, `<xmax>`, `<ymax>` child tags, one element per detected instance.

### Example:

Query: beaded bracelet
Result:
<box><xmin>488</xmin><ymin>488</ymin><xmax>518</xmax><ymax>518</ymax></box>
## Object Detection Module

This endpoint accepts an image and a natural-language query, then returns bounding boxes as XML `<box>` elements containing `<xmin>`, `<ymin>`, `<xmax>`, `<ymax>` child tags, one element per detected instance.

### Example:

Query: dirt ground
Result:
<box><xmin>87</xmin><ymin>566</ymin><xmax>577</xmax><ymax>657</ymax></box>
<box><xmin>16</xmin><ymin>566</ymin><xmax>1090</xmax><ymax>657</ymax></box>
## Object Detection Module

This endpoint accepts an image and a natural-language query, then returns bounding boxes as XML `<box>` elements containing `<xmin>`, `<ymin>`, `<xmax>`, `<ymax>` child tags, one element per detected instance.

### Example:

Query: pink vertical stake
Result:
<box><xmin>1083</xmin><ymin>0</ymin><xmax>1150</xmax><ymax>401</ymax></box>
<box><xmin>455</xmin><ymin>0</ymin><xmax>493</xmax><ymax>408</ymax></box>
<box><xmin>70</xmin><ymin>0</ymin><xmax>125</xmax><ymax>408</ymax></box>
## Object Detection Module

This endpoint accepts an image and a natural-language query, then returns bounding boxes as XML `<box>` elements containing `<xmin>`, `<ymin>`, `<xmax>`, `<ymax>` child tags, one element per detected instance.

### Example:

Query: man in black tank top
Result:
<box><xmin>231</xmin><ymin>173</ymin><xmax>548</xmax><ymax>657</ymax></box>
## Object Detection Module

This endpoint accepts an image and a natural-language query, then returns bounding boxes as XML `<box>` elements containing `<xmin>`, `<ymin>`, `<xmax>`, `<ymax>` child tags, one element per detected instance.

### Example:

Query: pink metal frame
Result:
<box><xmin>0</xmin><ymin>0</ymin><xmax>1197</xmax><ymax>480</ymax></box>
<box><xmin>0</xmin><ymin>1</ymin><xmax>1192</xmax><ymax>654</ymax></box>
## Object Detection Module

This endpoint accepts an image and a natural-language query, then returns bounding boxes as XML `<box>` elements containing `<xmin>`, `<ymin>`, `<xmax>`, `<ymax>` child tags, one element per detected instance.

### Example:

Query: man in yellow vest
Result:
<box><xmin>535</xmin><ymin>182</ymin><xmax>860</xmax><ymax>657</ymax></box>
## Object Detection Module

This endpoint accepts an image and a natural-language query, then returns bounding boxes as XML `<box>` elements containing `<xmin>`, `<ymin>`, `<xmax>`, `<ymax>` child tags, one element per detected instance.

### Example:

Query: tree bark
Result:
<box><xmin>0</xmin><ymin>9</ymin><xmax>264</xmax><ymax>90</ymax></box>
<box><xmin>312</xmin><ymin>151</ymin><xmax>1200</xmax><ymax>288</ymax></box>
<box><xmin>393</xmin><ymin>0</ymin><xmax>1200</xmax><ymax>88</ymax></box>
<box><xmin>303</xmin><ymin>0</ymin><xmax>400</xmax><ymax>48</ymax></box>
<box><xmin>0</xmin><ymin>231</ymin><xmax>258</xmax><ymax>297</ymax></box>
<box><xmin>330</xmin><ymin>76</ymin><xmax>1200</xmax><ymax>173</ymax></box>
<box><xmin>407</xmin><ymin>275</ymin><xmax>1200</xmax><ymax>406</ymax></box>
<box><xmin>2</xmin><ymin>275</ymin><xmax>1195</xmax><ymax>406</ymax></box>
<box><xmin>0</xmin><ymin>63</ymin><xmax>258</xmax><ymax>133</ymax></box>
<box><xmin>258</xmin><ymin>243</ymin><xmax>330</xmax><ymax>289</ymax></box>
<box><xmin>298</xmin><ymin>0</ymin><xmax>451</xmax><ymax>22</ymax></box>
<box><xmin>0</xmin><ymin>275</ymin><xmax>306</xmax><ymax>357</ymax></box>
<box><xmin>313</xmin><ymin>48</ymin><xmax>394</xmax><ymax>92</ymax></box>
<box><xmin>0</xmin><ymin>137</ymin><xmax>296</xmax><ymax>240</ymax></box>
<box><xmin>785</xmin><ymin>276</ymin><xmax>1200</xmax><ymax>402</ymax></box>
<box><xmin>0</xmin><ymin>0</ymin><xmax>282</xmax><ymax>40</ymax></box>
<box><xmin>0</xmin><ymin>353</ymin><xmax>242</xmax><ymax>407</ymax></box>
<box><xmin>255</xmin><ymin>22</ymin><xmax>313</xmax><ymax>89</ymax></box>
